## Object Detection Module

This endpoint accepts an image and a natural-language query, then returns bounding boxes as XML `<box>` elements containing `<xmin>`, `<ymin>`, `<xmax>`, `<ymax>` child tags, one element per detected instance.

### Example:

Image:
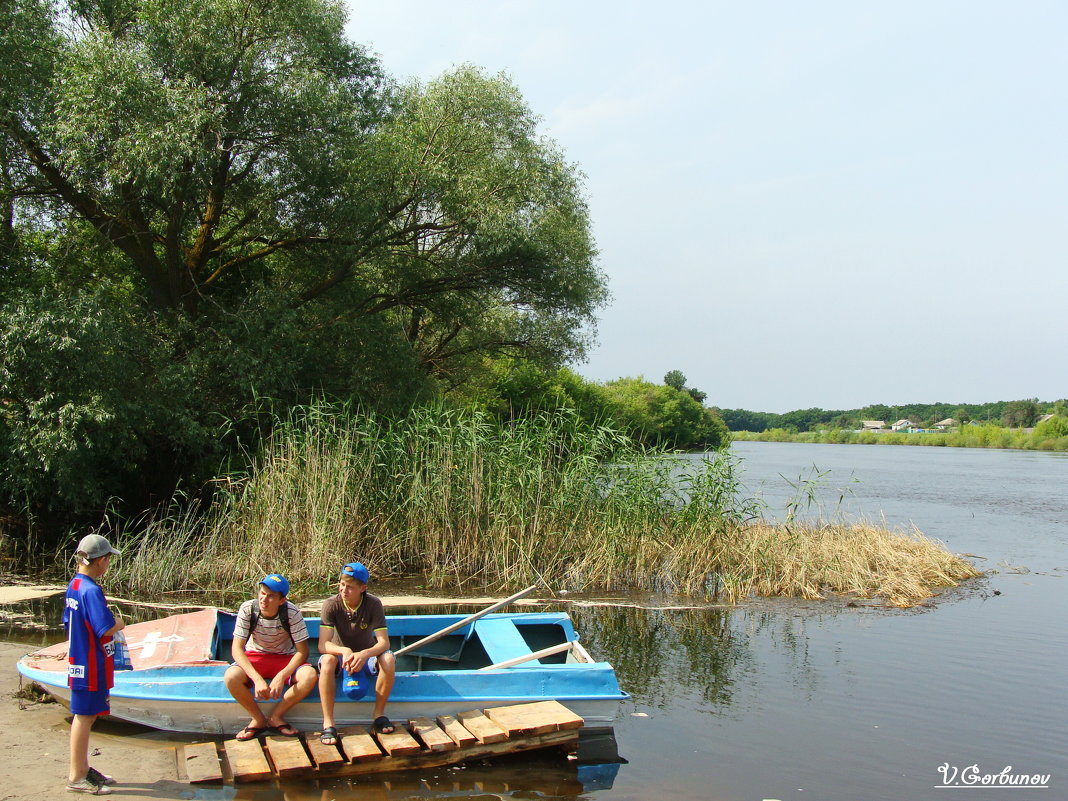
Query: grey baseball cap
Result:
<box><xmin>76</xmin><ymin>534</ymin><xmax>121</xmax><ymax>560</ymax></box>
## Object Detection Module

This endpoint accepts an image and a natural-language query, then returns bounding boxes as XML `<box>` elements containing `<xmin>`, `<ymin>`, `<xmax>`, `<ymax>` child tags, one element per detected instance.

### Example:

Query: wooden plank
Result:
<box><xmin>263</xmin><ymin>734</ymin><xmax>313</xmax><ymax>777</ymax></box>
<box><xmin>436</xmin><ymin>714</ymin><xmax>477</xmax><ymax>748</ymax></box>
<box><xmin>303</xmin><ymin>727</ymin><xmax>579</xmax><ymax>777</ymax></box>
<box><xmin>484</xmin><ymin>700</ymin><xmax>584</xmax><ymax>736</ymax></box>
<box><xmin>222</xmin><ymin>738</ymin><xmax>272</xmax><ymax>782</ymax></box>
<box><xmin>456</xmin><ymin>709</ymin><xmax>508</xmax><ymax>744</ymax></box>
<box><xmin>408</xmin><ymin>717</ymin><xmax>458</xmax><ymax>752</ymax></box>
<box><xmin>182</xmin><ymin>741</ymin><xmax>223</xmax><ymax>784</ymax></box>
<box><xmin>374</xmin><ymin>726</ymin><xmax>424</xmax><ymax>756</ymax></box>
<box><xmin>339</xmin><ymin>727</ymin><xmax>384</xmax><ymax>763</ymax></box>
<box><xmin>306</xmin><ymin>731</ymin><xmax>347</xmax><ymax>768</ymax></box>
<box><xmin>218</xmin><ymin>742</ymin><xmax>235</xmax><ymax>784</ymax></box>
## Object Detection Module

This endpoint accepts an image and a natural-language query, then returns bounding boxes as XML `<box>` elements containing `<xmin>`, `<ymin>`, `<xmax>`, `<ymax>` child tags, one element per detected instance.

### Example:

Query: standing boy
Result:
<box><xmin>224</xmin><ymin>573</ymin><xmax>317</xmax><ymax>739</ymax></box>
<box><xmin>65</xmin><ymin>534</ymin><xmax>125</xmax><ymax>795</ymax></box>
<box><xmin>317</xmin><ymin>562</ymin><xmax>396</xmax><ymax>745</ymax></box>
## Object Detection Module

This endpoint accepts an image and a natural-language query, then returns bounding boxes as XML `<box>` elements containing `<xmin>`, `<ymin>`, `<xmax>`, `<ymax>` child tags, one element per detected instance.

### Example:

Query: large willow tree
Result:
<box><xmin>0</xmin><ymin>0</ymin><xmax>605</xmax><ymax>518</ymax></box>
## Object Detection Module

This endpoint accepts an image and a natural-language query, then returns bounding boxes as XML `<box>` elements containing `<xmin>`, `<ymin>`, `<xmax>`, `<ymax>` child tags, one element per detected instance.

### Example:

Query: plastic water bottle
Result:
<box><xmin>112</xmin><ymin>631</ymin><xmax>133</xmax><ymax>671</ymax></box>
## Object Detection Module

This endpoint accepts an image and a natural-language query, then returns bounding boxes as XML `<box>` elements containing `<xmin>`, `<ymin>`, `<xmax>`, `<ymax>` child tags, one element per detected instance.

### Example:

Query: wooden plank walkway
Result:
<box><xmin>178</xmin><ymin>700</ymin><xmax>584</xmax><ymax>783</ymax></box>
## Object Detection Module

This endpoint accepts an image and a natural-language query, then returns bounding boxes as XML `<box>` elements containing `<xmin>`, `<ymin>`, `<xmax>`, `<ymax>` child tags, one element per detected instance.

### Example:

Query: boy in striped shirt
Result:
<box><xmin>224</xmin><ymin>574</ymin><xmax>317</xmax><ymax>740</ymax></box>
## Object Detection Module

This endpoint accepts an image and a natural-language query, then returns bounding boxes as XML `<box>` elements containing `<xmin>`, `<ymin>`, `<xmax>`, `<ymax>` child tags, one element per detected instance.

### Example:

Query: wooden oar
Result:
<box><xmin>393</xmin><ymin>585</ymin><xmax>538</xmax><ymax>658</ymax></box>
<box><xmin>478</xmin><ymin>640</ymin><xmax>574</xmax><ymax>671</ymax></box>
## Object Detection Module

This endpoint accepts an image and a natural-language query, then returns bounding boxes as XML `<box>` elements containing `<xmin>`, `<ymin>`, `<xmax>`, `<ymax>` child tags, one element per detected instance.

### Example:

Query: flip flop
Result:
<box><xmin>271</xmin><ymin>723</ymin><xmax>300</xmax><ymax>737</ymax></box>
<box><xmin>320</xmin><ymin>726</ymin><xmax>338</xmax><ymax>745</ymax></box>
<box><xmin>373</xmin><ymin>715</ymin><xmax>395</xmax><ymax>734</ymax></box>
<box><xmin>235</xmin><ymin>725</ymin><xmax>269</xmax><ymax>741</ymax></box>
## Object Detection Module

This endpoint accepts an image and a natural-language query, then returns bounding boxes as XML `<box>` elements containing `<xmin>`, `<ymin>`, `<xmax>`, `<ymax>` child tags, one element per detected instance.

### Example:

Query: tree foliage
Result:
<box><xmin>663</xmin><ymin>370</ymin><xmax>686</xmax><ymax>392</ymax></box>
<box><xmin>465</xmin><ymin>362</ymin><xmax>729</xmax><ymax>451</ymax></box>
<box><xmin>1001</xmin><ymin>399</ymin><xmax>1039</xmax><ymax>429</ymax></box>
<box><xmin>2</xmin><ymin>1</ymin><xmax>603</xmax><ymax>345</ymax></box>
<box><xmin>1033</xmin><ymin>414</ymin><xmax>1068</xmax><ymax>440</ymax></box>
<box><xmin>663</xmin><ymin>369</ymin><xmax>707</xmax><ymax>403</ymax></box>
<box><xmin>476</xmin><ymin>360</ymin><xmax>607</xmax><ymax>424</ymax></box>
<box><xmin>601</xmin><ymin>377</ymin><xmax>728</xmax><ymax>450</ymax></box>
<box><xmin>0</xmin><ymin>0</ymin><xmax>606</xmax><ymax>522</ymax></box>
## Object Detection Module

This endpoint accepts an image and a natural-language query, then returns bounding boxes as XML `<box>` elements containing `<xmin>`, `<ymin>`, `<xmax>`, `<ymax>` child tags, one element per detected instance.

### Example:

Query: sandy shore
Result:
<box><xmin>1</xmin><ymin>641</ymin><xmax>184</xmax><ymax>801</ymax></box>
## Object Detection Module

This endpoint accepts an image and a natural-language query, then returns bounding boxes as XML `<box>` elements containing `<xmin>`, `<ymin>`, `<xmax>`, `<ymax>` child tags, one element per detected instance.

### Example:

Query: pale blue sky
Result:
<box><xmin>346</xmin><ymin>1</ymin><xmax>1066</xmax><ymax>413</ymax></box>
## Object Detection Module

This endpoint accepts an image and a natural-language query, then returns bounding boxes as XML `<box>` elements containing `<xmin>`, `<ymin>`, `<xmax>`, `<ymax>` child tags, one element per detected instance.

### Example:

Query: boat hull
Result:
<box><xmin>29</xmin><ymin>684</ymin><xmax>622</xmax><ymax>733</ymax></box>
<box><xmin>16</xmin><ymin>607</ymin><xmax>627</xmax><ymax>734</ymax></box>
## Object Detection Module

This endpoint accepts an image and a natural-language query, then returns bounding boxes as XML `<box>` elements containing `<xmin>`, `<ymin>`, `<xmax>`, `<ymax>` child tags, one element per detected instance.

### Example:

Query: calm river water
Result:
<box><xmin>9</xmin><ymin>441</ymin><xmax>1067</xmax><ymax>801</ymax></box>
<box><xmin>597</xmin><ymin>441</ymin><xmax>1066</xmax><ymax>801</ymax></box>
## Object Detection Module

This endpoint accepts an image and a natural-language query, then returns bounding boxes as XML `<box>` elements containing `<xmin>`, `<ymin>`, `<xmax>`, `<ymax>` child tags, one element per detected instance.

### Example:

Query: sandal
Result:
<box><xmin>235</xmin><ymin>724</ymin><xmax>269</xmax><ymax>741</ymax></box>
<box><xmin>373</xmin><ymin>715</ymin><xmax>395</xmax><ymax>734</ymax></box>
<box><xmin>271</xmin><ymin>722</ymin><xmax>300</xmax><ymax>737</ymax></box>
<box><xmin>319</xmin><ymin>726</ymin><xmax>338</xmax><ymax>746</ymax></box>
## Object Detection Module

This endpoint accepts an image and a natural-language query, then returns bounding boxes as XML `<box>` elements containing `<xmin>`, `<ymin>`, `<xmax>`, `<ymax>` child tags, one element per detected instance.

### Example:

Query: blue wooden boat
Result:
<box><xmin>16</xmin><ymin>607</ymin><xmax>627</xmax><ymax>734</ymax></box>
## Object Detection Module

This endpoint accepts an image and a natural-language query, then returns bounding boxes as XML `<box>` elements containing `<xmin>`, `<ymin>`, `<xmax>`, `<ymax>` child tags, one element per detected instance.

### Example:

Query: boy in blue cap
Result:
<box><xmin>317</xmin><ymin>562</ymin><xmax>396</xmax><ymax>745</ymax></box>
<box><xmin>224</xmin><ymin>573</ymin><xmax>317</xmax><ymax>740</ymax></box>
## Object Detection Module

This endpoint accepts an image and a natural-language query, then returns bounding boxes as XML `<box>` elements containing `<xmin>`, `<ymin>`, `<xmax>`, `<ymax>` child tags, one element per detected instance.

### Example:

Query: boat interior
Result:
<box><xmin>211</xmin><ymin>612</ymin><xmax>586</xmax><ymax>672</ymax></box>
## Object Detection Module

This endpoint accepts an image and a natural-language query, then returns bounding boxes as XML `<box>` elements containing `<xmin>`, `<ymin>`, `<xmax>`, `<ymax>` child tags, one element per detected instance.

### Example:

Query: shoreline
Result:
<box><xmin>731</xmin><ymin>428</ymin><xmax>1068</xmax><ymax>451</ymax></box>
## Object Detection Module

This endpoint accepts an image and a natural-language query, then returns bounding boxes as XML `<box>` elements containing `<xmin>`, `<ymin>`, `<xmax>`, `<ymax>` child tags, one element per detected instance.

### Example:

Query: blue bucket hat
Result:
<box><xmin>341</xmin><ymin>562</ymin><xmax>369</xmax><ymax>583</ymax></box>
<box><xmin>260</xmin><ymin>573</ymin><xmax>290</xmax><ymax>596</ymax></box>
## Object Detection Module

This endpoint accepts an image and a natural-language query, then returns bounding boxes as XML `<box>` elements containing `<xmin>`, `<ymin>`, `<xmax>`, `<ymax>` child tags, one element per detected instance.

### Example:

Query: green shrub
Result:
<box><xmin>1033</xmin><ymin>415</ymin><xmax>1068</xmax><ymax>441</ymax></box>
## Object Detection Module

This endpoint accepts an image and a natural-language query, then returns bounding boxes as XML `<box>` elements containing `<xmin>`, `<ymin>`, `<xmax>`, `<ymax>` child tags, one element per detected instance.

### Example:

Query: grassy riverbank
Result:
<box><xmin>733</xmin><ymin>421</ymin><xmax>1068</xmax><ymax>451</ymax></box>
<box><xmin>99</xmin><ymin>404</ymin><xmax>977</xmax><ymax>607</ymax></box>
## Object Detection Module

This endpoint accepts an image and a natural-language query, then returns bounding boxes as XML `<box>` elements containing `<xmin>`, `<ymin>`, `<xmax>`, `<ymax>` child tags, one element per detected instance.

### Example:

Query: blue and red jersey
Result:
<box><xmin>63</xmin><ymin>574</ymin><xmax>116</xmax><ymax>692</ymax></box>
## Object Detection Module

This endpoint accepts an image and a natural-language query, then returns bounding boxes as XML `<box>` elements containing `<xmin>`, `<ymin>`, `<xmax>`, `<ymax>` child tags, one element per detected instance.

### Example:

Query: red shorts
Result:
<box><xmin>241</xmin><ymin>652</ymin><xmax>306</xmax><ymax>684</ymax></box>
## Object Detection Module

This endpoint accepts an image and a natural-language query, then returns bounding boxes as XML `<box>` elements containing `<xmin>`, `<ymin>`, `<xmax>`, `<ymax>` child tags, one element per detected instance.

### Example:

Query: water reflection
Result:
<box><xmin>572</xmin><ymin>604</ymin><xmax>745</xmax><ymax>709</ymax></box>
<box><xmin>0</xmin><ymin>590</ymin><xmax>187</xmax><ymax>646</ymax></box>
<box><xmin>181</xmin><ymin>753</ymin><xmax>618</xmax><ymax>801</ymax></box>
<box><xmin>0</xmin><ymin>592</ymin><xmax>66</xmax><ymax>645</ymax></box>
<box><xmin>569</xmin><ymin>601</ymin><xmax>860</xmax><ymax>714</ymax></box>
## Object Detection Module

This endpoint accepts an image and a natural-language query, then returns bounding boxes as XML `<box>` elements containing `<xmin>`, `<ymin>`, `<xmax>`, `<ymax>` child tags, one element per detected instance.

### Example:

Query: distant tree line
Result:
<box><xmin>718</xmin><ymin>399</ymin><xmax>1066</xmax><ymax>433</ymax></box>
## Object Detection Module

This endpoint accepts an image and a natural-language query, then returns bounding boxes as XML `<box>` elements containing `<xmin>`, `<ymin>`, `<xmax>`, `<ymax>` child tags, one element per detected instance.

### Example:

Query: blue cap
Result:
<box><xmin>341</xmin><ymin>666</ymin><xmax>371</xmax><ymax>699</ymax></box>
<box><xmin>260</xmin><ymin>573</ymin><xmax>290</xmax><ymax>596</ymax></box>
<box><xmin>341</xmin><ymin>562</ymin><xmax>369</xmax><ymax>583</ymax></box>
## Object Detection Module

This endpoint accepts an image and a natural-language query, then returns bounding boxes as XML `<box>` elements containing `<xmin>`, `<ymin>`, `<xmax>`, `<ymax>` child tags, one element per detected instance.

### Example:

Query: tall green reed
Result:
<box><xmin>104</xmin><ymin>401</ymin><xmax>978</xmax><ymax>606</ymax></box>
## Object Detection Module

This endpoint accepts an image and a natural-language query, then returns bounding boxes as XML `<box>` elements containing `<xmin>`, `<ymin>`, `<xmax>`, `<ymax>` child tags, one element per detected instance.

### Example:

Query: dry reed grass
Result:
<box><xmin>705</xmin><ymin>521</ymin><xmax>982</xmax><ymax>606</ymax></box>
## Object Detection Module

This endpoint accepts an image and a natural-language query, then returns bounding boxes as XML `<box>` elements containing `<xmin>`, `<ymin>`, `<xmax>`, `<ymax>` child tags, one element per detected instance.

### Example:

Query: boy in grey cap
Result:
<box><xmin>65</xmin><ymin>534</ymin><xmax>124</xmax><ymax>794</ymax></box>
